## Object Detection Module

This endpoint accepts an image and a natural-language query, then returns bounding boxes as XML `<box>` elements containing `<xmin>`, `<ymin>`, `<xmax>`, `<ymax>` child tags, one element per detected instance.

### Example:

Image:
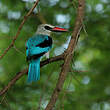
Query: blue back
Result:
<box><xmin>26</xmin><ymin>34</ymin><xmax>52</xmax><ymax>83</ymax></box>
<box><xmin>26</xmin><ymin>35</ymin><xmax>49</xmax><ymax>47</ymax></box>
<box><xmin>26</xmin><ymin>34</ymin><xmax>52</xmax><ymax>60</ymax></box>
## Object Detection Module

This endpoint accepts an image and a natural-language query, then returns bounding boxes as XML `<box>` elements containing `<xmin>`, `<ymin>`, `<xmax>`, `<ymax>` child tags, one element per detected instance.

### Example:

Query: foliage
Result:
<box><xmin>0</xmin><ymin>0</ymin><xmax>110</xmax><ymax>110</ymax></box>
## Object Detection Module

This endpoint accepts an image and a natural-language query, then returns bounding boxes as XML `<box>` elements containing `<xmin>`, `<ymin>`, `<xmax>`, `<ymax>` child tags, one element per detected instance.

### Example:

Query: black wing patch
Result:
<box><xmin>26</xmin><ymin>52</ymin><xmax>45</xmax><ymax>61</ymax></box>
<box><xmin>44</xmin><ymin>26</ymin><xmax>53</xmax><ymax>30</ymax></box>
<box><xmin>36</xmin><ymin>37</ymin><xmax>52</xmax><ymax>48</ymax></box>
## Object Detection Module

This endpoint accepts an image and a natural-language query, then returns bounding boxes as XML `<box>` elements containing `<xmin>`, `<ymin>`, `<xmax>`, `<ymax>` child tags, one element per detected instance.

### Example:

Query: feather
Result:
<box><xmin>45</xmin><ymin>51</ymin><xmax>50</xmax><ymax>59</ymax></box>
<box><xmin>27</xmin><ymin>58</ymin><xmax>40</xmax><ymax>83</ymax></box>
<box><xmin>26</xmin><ymin>35</ymin><xmax>52</xmax><ymax>83</ymax></box>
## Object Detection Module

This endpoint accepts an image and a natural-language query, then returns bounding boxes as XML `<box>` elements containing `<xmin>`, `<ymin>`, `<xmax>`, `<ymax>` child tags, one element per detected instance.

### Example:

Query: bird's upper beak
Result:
<box><xmin>51</xmin><ymin>27</ymin><xmax>68</xmax><ymax>32</ymax></box>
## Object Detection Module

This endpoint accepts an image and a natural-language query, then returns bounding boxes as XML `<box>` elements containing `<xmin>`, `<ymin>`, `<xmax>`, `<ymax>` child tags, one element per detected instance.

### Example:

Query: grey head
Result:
<box><xmin>36</xmin><ymin>24</ymin><xmax>68</xmax><ymax>36</ymax></box>
<box><xmin>36</xmin><ymin>24</ymin><xmax>54</xmax><ymax>36</ymax></box>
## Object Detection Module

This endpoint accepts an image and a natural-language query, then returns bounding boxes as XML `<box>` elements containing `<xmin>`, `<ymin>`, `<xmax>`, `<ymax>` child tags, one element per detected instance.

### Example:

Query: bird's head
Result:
<box><xmin>36</xmin><ymin>24</ymin><xmax>68</xmax><ymax>36</ymax></box>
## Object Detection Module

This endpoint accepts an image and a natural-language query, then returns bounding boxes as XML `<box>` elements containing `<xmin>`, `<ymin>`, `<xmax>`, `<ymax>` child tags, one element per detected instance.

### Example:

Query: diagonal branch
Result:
<box><xmin>0</xmin><ymin>54</ymin><xmax>64</xmax><ymax>96</ymax></box>
<box><xmin>45</xmin><ymin>0</ymin><xmax>85</xmax><ymax>110</ymax></box>
<box><xmin>0</xmin><ymin>0</ymin><xmax>40</xmax><ymax>60</ymax></box>
<box><xmin>0</xmin><ymin>1</ymin><xmax>85</xmax><ymax>110</ymax></box>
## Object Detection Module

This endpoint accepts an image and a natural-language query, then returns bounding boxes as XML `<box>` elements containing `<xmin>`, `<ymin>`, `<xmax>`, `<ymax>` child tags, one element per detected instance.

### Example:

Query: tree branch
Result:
<box><xmin>0</xmin><ymin>0</ymin><xmax>40</xmax><ymax>60</ymax></box>
<box><xmin>45</xmin><ymin>0</ymin><xmax>85</xmax><ymax>110</ymax></box>
<box><xmin>0</xmin><ymin>54</ymin><xmax>64</xmax><ymax>96</ymax></box>
<box><xmin>0</xmin><ymin>1</ymin><xmax>85</xmax><ymax>110</ymax></box>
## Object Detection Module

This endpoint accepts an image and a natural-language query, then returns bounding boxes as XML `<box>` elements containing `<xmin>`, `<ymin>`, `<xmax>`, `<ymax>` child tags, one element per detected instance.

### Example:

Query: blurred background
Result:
<box><xmin>0</xmin><ymin>0</ymin><xmax>110</xmax><ymax>110</ymax></box>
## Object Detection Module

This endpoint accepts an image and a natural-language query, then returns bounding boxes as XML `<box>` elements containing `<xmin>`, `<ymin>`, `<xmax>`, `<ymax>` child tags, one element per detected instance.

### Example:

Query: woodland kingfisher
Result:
<box><xmin>26</xmin><ymin>24</ymin><xmax>68</xmax><ymax>83</ymax></box>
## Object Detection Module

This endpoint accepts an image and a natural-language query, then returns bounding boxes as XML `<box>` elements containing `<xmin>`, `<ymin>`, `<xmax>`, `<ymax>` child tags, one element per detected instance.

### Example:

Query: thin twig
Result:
<box><xmin>13</xmin><ymin>46</ymin><xmax>25</xmax><ymax>56</ymax></box>
<box><xmin>45</xmin><ymin>0</ymin><xmax>85</xmax><ymax>109</ymax></box>
<box><xmin>37</xmin><ymin>13</ymin><xmax>47</xmax><ymax>24</ymax></box>
<box><xmin>0</xmin><ymin>94</ymin><xmax>6</xmax><ymax>104</ymax></box>
<box><xmin>37</xmin><ymin>67</ymin><xmax>54</xmax><ymax>110</ymax></box>
<box><xmin>0</xmin><ymin>0</ymin><xmax>40</xmax><ymax>60</ymax></box>
<box><xmin>60</xmin><ymin>75</ymin><xmax>72</xmax><ymax>110</ymax></box>
<box><xmin>70</xmin><ymin>72</ymin><xmax>81</xmax><ymax>85</ymax></box>
<box><xmin>0</xmin><ymin>54</ymin><xmax>64</xmax><ymax>96</ymax></box>
<box><xmin>72</xmin><ymin>70</ymin><xmax>89</xmax><ymax>73</ymax></box>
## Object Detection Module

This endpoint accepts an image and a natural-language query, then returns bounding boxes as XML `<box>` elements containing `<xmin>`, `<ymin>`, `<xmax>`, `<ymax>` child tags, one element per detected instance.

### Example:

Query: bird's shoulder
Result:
<box><xmin>26</xmin><ymin>35</ymin><xmax>49</xmax><ymax>45</ymax></box>
<box><xmin>28</xmin><ymin>34</ymin><xmax>49</xmax><ymax>42</ymax></box>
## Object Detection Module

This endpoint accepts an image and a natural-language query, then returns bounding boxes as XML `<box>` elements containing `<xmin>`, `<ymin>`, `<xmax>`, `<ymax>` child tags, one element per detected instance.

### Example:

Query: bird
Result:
<box><xmin>26</xmin><ymin>24</ymin><xmax>68</xmax><ymax>83</ymax></box>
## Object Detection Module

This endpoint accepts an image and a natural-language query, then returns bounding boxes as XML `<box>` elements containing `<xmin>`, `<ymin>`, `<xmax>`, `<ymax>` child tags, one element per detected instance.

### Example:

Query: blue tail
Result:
<box><xmin>27</xmin><ymin>58</ymin><xmax>40</xmax><ymax>83</ymax></box>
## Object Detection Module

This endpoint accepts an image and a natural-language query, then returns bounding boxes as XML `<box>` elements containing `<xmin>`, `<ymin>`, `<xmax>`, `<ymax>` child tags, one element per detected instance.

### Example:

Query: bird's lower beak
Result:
<box><xmin>51</xmin><ymin>27</ymin><xmax>68</xmax><ymax>32</ymax></box>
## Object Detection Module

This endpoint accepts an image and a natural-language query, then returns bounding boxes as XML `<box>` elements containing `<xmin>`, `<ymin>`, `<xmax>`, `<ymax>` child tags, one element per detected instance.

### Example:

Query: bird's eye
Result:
<box><xmin>44</xmin><ymin>26</ymin><xmax>52</xmax><ymax>30</ymax></box>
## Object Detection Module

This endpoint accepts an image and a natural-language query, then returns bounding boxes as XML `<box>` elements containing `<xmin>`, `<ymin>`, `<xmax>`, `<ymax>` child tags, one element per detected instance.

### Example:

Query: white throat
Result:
<box><xmin>36</xmin><ymin>30</ymin><xmax>51</xmax><ymax>36</ymax></box>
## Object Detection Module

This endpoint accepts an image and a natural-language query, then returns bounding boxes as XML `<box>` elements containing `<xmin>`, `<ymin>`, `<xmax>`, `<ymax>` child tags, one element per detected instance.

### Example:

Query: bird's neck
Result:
<box><xmin>36</xmin><ymin>31</ymin><xmax>51</xmax><ymax>36</ymax></box>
